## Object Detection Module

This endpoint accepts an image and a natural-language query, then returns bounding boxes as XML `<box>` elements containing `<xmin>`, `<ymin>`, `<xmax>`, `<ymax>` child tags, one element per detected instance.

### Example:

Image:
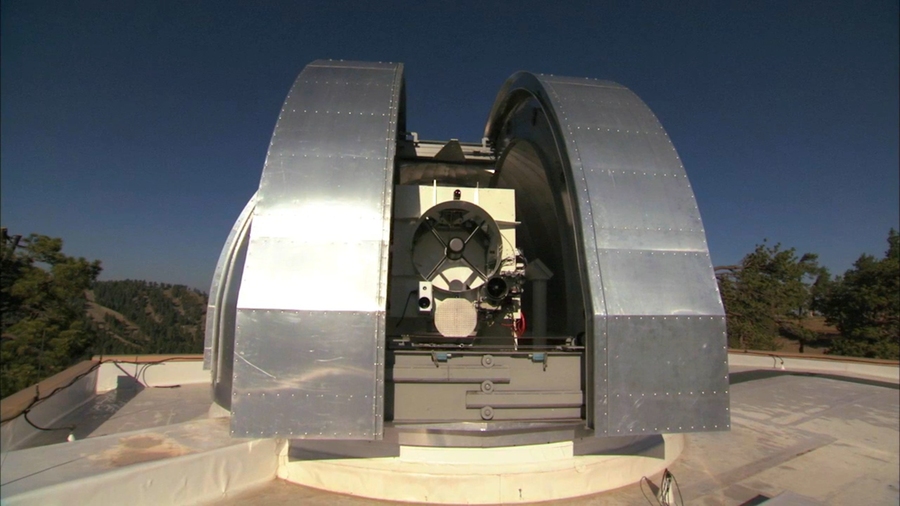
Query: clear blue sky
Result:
<box><xmin>2</xmin><ymin>1</ymin><xmax>897</xmax><ymax>291</ymax></box>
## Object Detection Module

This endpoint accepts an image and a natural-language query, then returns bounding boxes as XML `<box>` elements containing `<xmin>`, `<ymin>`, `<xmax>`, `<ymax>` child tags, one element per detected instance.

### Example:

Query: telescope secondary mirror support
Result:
<box><xmin>205</xmin><ymin>60</ymin><xmax>729</xmax><ymax>503</ymax></box>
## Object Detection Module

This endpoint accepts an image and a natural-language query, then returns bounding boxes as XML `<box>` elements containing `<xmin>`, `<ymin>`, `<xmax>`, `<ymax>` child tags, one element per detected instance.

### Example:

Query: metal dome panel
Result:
<box><xmin>209</xmin><ymin>62</ymin><xmax>728</xmax><ymax>441</ymax></box>
<box><xmin>230</xmin><ymin>60</ymin><xmax>404</xmax><ymax>439</ymax></box>
<box><xmin>485</xmin><ymin>73</ymin><xmax>729</xmax><ymax>436</ymax></box>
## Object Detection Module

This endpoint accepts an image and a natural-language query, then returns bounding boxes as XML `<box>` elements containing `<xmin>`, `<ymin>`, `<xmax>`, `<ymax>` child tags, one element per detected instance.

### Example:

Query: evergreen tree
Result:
<box><xmin>818</xmin><ymin>229</ymin><xmax>900</xmax><ymax>359</ymax></box>
<box><xmin>1</xmin><ymin>230</ymin><xmax>102</xmax><ymax>398</ymax></box>
<box><xmin>91</xmin><ymin>279</ymin><xmax>206</xmax><ymax>356</ymax></box>
<box><xmin>1</xmin><ymin>229</ymin><xmax>209</xmax><ymax>399</ymax></box>
<box><xmin>716</xmin><ymin>242</ymin><xmax>824</xmax><ymax>351</ymax></box>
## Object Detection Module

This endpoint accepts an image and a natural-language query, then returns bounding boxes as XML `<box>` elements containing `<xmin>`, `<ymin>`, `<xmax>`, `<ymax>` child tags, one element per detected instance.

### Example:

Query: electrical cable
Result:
<box><xmin>670</xmin><ymin>470</ymin><xmax>685</xmax><ymax>506</ymax></box>
<box><xmin>639</xmin><ymin>470</ymin><xmax>684</xmax><ymax>506</ymax></box>
<box><xmin>639</xmin><ymin>476</ymin><xmax>663</xmax><ymax>506</ymax></box>
<box><xmin>498</xmin><ymin>231</ymin><xmax>518</xmax><ymax>264</ymax></box>
<box><xmin>394</xmin><ymin>290</ymin><xmax>418</xmax><ymax>328</ymax></box>
<box><xmin>501</xmin><ymin>311</ymin><xmax>526</xmax><ymax>337</ymax></box>
<box><xmin>0</xmin><ymin>361</ymin><xmax>104</xmax><ymax>425</ymax></box>
<box><xmin>110</xmin><ymin>360</ymin><xmax>179</xmax><ymax>389</ymax></box>
<box><xmin>23</xmin><ymin>409</ymin><xmax>75</xmax><ymax>432</ymax></box>
<box><xmin>136</xmin><ymin>361</ymin><xmax>181</xmax><ymax>388</ymax></box>
<box><xmin>0</xmin><ymin>357</ymin><xmax>196</xmax><ymax>426</ymax></box>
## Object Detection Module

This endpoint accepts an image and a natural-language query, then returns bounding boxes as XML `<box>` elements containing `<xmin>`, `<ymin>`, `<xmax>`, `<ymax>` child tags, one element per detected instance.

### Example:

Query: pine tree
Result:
<box><xmin>0</xmin><ymin>230</ymin><xmax>102</xmax><ymax>398</ymax></box>
<box><xmin>716</xmin><ymin>242</ymin><xmax>824</xmax><ymax>351</ymax></box>
<box><xmin>819</xmin><ymin>230</ymin><xmax>900</xmax><ymax>359</ymax></box>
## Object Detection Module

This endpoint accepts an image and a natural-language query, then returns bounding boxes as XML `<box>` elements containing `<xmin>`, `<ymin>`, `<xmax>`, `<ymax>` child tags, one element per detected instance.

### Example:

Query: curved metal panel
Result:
<box><xmin>485</xmin><ymin>73</ymin><xmax>729</xmax><ymax>436</ymax></box>
<box><xmin>231</xmin><ymin>60</ymin><xmax>404</xmax><ymax>439</ymax></box>
<box><xmin>204</xmin><ymin>192</ymin><xmax>255</xmax><ymax>409</ymax></box>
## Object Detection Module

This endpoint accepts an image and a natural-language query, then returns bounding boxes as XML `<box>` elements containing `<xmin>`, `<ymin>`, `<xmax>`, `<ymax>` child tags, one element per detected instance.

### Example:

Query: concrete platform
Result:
<box><xmin>1</xmin><ymin>353</ymin><xmax>897</xmax><ymax>505</ymax></box>
<box><xmin>219</xmin><ymin>364</ymin><xmax>900</xmax><ymax>505</ymax></box>
<box><xmin>278</xmin><ymin>434</ymin><xmax>683</xmax><ymax>504</ymax></box>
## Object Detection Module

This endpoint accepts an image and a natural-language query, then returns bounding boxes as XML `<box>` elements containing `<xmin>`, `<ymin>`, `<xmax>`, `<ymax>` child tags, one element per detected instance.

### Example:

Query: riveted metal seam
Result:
<box><xmin>539</xmin><ymin>77</ymin><xmax>611</xmax><ymax>436</ymax></box>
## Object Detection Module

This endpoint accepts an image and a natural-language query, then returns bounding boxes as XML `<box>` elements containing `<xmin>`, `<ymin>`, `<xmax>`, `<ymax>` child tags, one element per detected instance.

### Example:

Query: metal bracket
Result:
<box><xmin>431</xmin><ymin>352</ymin><xmax>451</xmax><ymax>366</ymax></box>
<box><xmin>530</xmin><ymin>352</ymin><xmax>548</xmax><ymax>371</ymax></box>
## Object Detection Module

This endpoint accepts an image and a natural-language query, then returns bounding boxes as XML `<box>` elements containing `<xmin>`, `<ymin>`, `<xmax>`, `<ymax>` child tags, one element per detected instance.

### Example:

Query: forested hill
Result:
<box><xmin>2</xmin><ymin>228</ymin><xmax>897</xmax><ymax>399</ymax></box>
<box><xmin>88</xmin><ymin>280</ymin><xmax>207</xmax><ymax>356</ymax></box>
<box><xmin>1</xmin><ymin>230</ymin><xmax>210</xmax><ymax>398</ymax></box>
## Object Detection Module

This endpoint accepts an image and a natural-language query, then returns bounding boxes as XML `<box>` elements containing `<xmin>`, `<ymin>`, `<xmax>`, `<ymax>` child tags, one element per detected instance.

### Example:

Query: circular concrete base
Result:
<box><xmin>278</xmin><ymin>434</ymin><xmax>684</xmax><ymax>504</ymax></box>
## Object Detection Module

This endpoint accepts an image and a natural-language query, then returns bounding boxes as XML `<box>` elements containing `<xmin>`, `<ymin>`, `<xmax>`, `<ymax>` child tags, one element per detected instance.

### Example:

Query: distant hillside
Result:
<box><xmin>776</xmin><ymin>316</ymin><xmax>841</xmax><ymax>355</ymax></box>
<box><xmin>88</xmin><ymin>280</ymin><xmax>207</xmax><ymax>355</ymax></box>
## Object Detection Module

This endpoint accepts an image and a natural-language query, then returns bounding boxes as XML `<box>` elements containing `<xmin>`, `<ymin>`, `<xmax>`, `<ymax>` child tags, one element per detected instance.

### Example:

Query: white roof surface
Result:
<box><xmin>1</xmin><ymin>355</ymin><xmax>897</xmax><ymax>505</ymax></box>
